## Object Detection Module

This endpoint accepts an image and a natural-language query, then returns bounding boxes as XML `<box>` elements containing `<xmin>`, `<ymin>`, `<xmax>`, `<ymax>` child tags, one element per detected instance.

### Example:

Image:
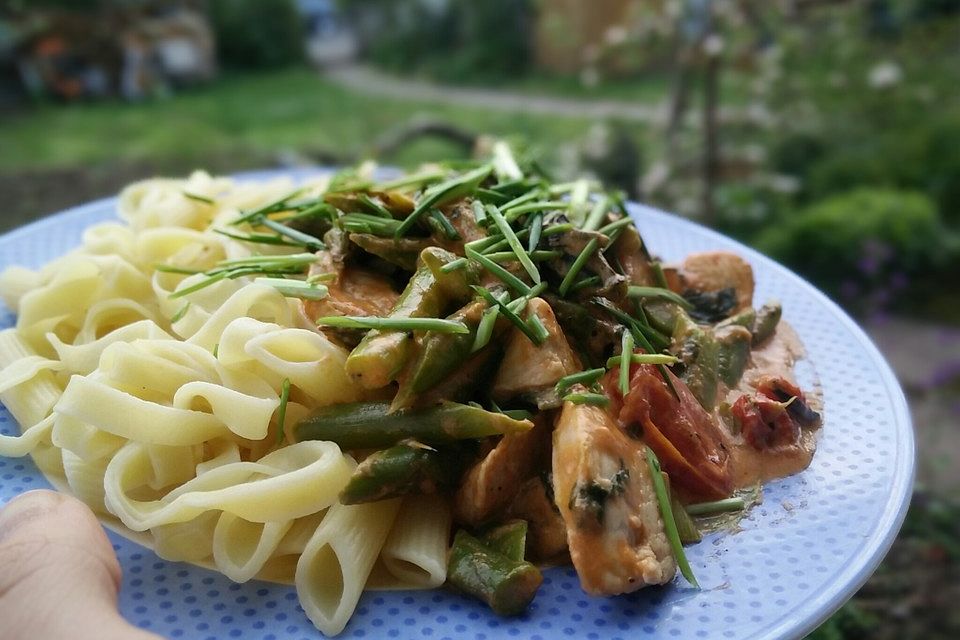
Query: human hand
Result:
<box><xmin>0</xmin><ymin>490</ymin><xmax>162</xmax><ymax>640</ymax></box>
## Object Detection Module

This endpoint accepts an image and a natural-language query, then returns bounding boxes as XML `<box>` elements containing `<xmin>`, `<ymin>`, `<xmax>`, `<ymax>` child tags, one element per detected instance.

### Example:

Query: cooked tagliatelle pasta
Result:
<box><xmin>0</xmin><ymin>146</ymin><xmax>823</xmax><ymax>636</ymax></box>
<box><xmin>0</xmin><ymin>169</ymin><xmax>450</xmax><ymax>636</ymax></box>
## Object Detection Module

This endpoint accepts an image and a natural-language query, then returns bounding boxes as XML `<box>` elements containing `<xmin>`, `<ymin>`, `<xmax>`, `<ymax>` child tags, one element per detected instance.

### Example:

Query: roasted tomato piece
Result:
<box><xmin>732</xmin><ymin>394</ymin><xmax>801</xmax><ymax>450</ymax></box>
<box><xmin>755</xmin><ymin>375</ymin><xmax>821</xmax><ymax>427</ymax></box>
<box><xmin>610</xmin><ymin>364</ymin><xmax>733</xmax><ymax>502</ymax></box>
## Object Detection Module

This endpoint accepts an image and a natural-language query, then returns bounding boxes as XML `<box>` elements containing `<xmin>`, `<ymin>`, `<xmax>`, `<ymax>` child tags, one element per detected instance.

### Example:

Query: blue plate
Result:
<box><xmin>0</xmin><ymin>171</ymin><xmax>914</xmax><ymax>640</ymax></box>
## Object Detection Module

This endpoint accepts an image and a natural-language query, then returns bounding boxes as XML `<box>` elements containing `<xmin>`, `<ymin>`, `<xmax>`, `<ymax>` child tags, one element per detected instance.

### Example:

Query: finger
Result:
<box><xmin>0</xmin><ymin>490</ymin><xmax>160</xmax><ymax>640</ymax></box>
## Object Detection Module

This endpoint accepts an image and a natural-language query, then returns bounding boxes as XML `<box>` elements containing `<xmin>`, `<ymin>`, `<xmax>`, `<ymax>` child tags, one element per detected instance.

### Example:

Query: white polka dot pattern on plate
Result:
<box><xmin>0</xmin><ymin>175</ymin><xmax>914</xmax><ymax>640</ymax></box>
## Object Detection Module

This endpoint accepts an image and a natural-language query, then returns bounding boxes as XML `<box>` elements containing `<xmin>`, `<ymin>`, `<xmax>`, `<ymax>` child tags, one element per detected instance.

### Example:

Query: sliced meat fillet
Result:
<box><xmin>552</xmin><ymin>401</ymin><xmax>675</xmax><ymax>595</ymax></box>
<box><xmin>453</xmin><ymin>416</ymin><xmax>549</xmax><ymax>527</ymax></box>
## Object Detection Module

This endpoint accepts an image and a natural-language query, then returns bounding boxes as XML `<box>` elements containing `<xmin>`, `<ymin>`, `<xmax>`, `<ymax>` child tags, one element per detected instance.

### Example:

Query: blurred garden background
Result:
<box><xmin>1</xmin><ymin>0</ymin><xmax>958</xmax><ymax>637</ymax></box>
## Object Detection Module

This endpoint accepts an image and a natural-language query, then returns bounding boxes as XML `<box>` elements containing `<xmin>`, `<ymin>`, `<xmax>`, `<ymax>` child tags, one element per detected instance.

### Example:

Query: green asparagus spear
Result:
<box><xmin>348</xmin><ymin>234</ymin><xmax>432</xmax><ymax>271</ymax></box>
<box><xmin>715</xmin><ymin>324</ymin><xmax>753</xmax><ymax>388</ymax></box>
<box><xmin>345</xmin><ymin>247</ymin><xmax>477</xmax><ymax>389</ymax></box>
<box><xmin>716</xmin><ymin>306</ymin><xmax>757</xmax><ymax>331</ymax></box>
<box><xmin>295</xmin><ymin>401</ymin><xmax>532</xmax><ymax>449</ymax></box>
<box><xmin>673</xmin><ymin>314</ymin><xmax>720</xmax><ymax>410</ymax></box>
<box><xmin>481</xmin><ymin>520</ymin><xmax>529</xmax><ymax>562</ymax></box>
<box><xmin>338</xmin><ymin>440</ymin><xmax>459</xmax><ymax>504</ymax></box>
<box><xmin>447</xmin><ymin>530</ymin><xmax>543</xmax><ymax>616</ymax></box>
<box><xmin>752</xmin><ymin>301</ymin><xmax>782</xmax><ymax>345</ymax></box>
<box><xmin>392</xmin><ymin>299</ymin><xmax>489</xmax><ymax>410</ymax></box>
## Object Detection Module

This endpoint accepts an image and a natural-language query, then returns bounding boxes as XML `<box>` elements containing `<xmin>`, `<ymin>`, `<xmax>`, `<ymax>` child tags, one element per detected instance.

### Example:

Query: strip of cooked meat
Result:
<box><xmin>552</xmin><ymin>401</ymin><xmax>675</xmax><ymax>595</ymax></box>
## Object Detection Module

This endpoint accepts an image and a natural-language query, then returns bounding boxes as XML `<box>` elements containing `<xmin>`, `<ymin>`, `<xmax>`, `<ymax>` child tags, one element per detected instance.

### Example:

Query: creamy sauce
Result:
<box><xmin>718</xmin><ymin>322</ymin><xmax>823</xmax><ymax>488</ymax></box>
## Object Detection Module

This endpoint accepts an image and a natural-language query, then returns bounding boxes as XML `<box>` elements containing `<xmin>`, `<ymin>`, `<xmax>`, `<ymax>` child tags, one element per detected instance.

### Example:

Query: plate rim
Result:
<box><xmin>0</xmin><ymin>174</ymin><xmax>915</xmax><ymax>640</ymax></box>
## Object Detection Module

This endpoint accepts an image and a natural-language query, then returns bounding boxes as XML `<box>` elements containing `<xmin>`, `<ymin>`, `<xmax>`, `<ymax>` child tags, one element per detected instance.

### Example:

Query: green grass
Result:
<box><xmin>1</xmin><ymin>67</ymin><xmax>641</xmax><ymax>173</ymax></box>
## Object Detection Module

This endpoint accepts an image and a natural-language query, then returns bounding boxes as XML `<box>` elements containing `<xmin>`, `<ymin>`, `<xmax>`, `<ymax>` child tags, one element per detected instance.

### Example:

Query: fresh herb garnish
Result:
<box><xmin>646</xmin><ymin>447</ymin><xmax>699</xmax><ymax>588</ymax></box>
<box><xmin>555</xmin><ymin>368</ymin><xmax>606</xmax><ymax>395</ymax></box>
<box><xmin>315</xmin><ymin>316</ymin><xmax>470</xmax><ymax>334</ymax></box>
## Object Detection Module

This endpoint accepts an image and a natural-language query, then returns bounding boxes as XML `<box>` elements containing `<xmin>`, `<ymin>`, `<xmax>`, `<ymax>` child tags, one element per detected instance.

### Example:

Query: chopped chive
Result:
<box><xmin>484</xmin><ymin>250</ymin><xmax>560</xmax><ymax>263</ymax></box>
<box><xmin>214</xmin><ymin>228</ymin><xmax>309</xmax><ymax>248</ymax></box>
<box><xmin>474</xmin><ymin>188</ymin><xmax>510</xmax><ymax>204</ymax></box>
<box><xmin>605</xmin><ymin>353</ymin><xmax>679</xmax><ymax>368</ymax></box>
<box><xmin>429</xmin><ymin>210</ymin><xmax>462</xmax><ymax>240</ymax></box>
<box><xmin>315</xmin><ymin>316</ymin><xmax>470</xmax><ymax>334</ymax></box>
<box><xmin>503</xmin><ymin>200</ymin><xmax>571</xmax><ymax>221</ymax></box>
<box><xmin>619</xmin><ymin>332</ymin><xmax>634</xmax><ymax>397</ymax></box>
<box><xmin>376</xmin><ymin>168</ymin><xmax>446</xmax><ymax>192</ymax></box>
<box><xmin>558</xmin><ymin>238</ymin><xmax>600</xmax><ymax>296</ymax></box>
<box><xmin>542</xmin><ymin>223</ymin><xmax>573</xmax><ymax>236</ymax></box>
<box><xmin>685</xmin><ymin>497</ymin><xmax>746</xmax><ymax>517</ymax></box>
<box><xmin>555</xmin><ymin>368</ymin><xmax>606</xmax><ymax>395</ymax></box>
<box><xmin>499</xmin><ymin>189</ymin><xmax>541</xmax><ymax>212</ymax></box>
<box><xmin>627</xmin><ymin>286</ymin><xmax>694</xmax><ymax>310</ymax></box>
<box><xmin>354</xmin><ymin>193</ymin><xmax>393</xmax><ymax>218</ymax></box>
<box><xmin>183</xmin><ymin>191</ymin><xmax>215</xmax><ymax>204</ymax></box>
<box><xmin>395</xmin><ymin>164</ymin><xmax>492</xmax><ymax>237</ymax></box>
<box><xmin>583</xmin><ymin>196</ymin><xmax>611</xmax><ymax>232</ymax></box>
<box><xmin>567</xmin><ymin>179</ymin><xmax>590</xmax><ymax>225</ymax></box>
<box><xmin>646</xmin><ymin>447</ymin><xmax>699</xmax><ymax>588</ymax></box>
<box><xmin>169</xmin><ymin>271</ymin><xmax>230</xmax><ymax>299</ymax></box>
<box><xmin>652</xmin><ymin>261</ymin><xmax>670</xmax><ymax>289</ymax></box>
<box><xmin>500</xmin><ymin>408</ymin><xmax>533</xmax><ymax>421</ymax></box>
<box><xmin>528</xmin><ymin>212</ymin><xmax>543</xmax><ymax>252</ymax></box>
<box><xmin>473</xmin><ymin>286</ymin><xmax>542</xmax><ymax>345</ymax></box>
<box><xmin>472</xmin><ymin>199</ymin><xmax>488</xmax><ymax>225</ymax></box>
<box><xmin>218</xmin><ymin>253</ymin><xmax>317</xmax><ymax>268</ymax></box>
<box><xmin>440</xmin><ymin>258</ymin><xmax>468</xmax><ymax>273</ymax></box>
<box><xmin>276</xmin><ymin>378</ymin><xmax>291</xmax><ymax>446</ymax></box>
<box><xmin>212</xmin><ymin>343</ymin><xmax>219</xmax><ymax>358</ymax></box>
<box><xmin>569</xmin><ymin>275</ymin><xmax>602</xmax><ymax>293</ymax></box>
<box><xmin>171</xmin><ymin>302</ymin><xmax>190</xmax><ymax>324</ymax></box>
<box><xmin>471</xmin><ymin>291</ymin><xmax>508</xmax><ymax>352</ymax></box>
<box><xmin>465</xmin><ymin>235</ymin><xmax>504</xmax><ymax>254</ymax></box>
<box><xmin>259</xmin><ymin>217</ymin><xmax>324</xmax><ymax>250</ymax></box>
<box><xmin>279</xmin><ymin>200</ymin><xmax>335</xmax><ymax>222</ymax></box>
<box><xmin>154</xmin><ymin>264</ymin><xmax>201</xmax><ymax>275</ymax></box>
<box><xmin>230</xmin><ymin>188</ymin><xmax>304</xmax><ymax>225</ymax></box>
<box><xmin>465</xmin><ymin>246</ymin><xmax>531</xmax><ymax>296</ymax></box>
<box><xmin>597</xmin><ymin>217</ymin><xmax>634</xmax><ymax>237</ymax></box>
<box><xmin>255</xmin><ymin>277</ymin><xmax>328</xmax><ymax>300</ymax></box>
<box><xmin>562</xmin><ymin>392</ymin><xmax>610</xmax><ymax>407</ymax></box>
<box><xmin>528</xmin><ymin>313</ymin><xmax>550</xmax><ymax>343</ymax></box>
<box><xmin>492</xmin><ymin>140</ymin><xmax>523</xmax><ymax>181</ymax></box>
<box><xmin>485</xmin><ymin>204</ymin><xmax>540</xmax><ymax>284</ymax></box>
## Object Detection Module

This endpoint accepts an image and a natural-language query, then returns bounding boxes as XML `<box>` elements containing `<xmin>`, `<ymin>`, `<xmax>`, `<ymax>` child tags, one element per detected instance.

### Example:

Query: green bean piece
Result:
<box><xmin>447</xmin><ymin>530</ymin><xmax>543</xmax><ymax>616</ymax></box>
<box><xmin>715</xmin><ymin>325</ymin><xmax>753</xmax><ymax>388</ymax></box>
<box><xmin>338</xmin><ymin>440</ymin><xmax>458</xmax><ymax>504</ymax></box>
<box><xmin>482</xmin><ymin>520</ymin><xmax>529</xmax><ymax>562</ymax></box>
<box><xmin>716</xmin><ymin>307</ymin><xmax>757</xmax><ymax>330</ymax></box>
<box><xmin>673</xmin><ymin>314</ymin><xmax>720</xmax><ymax>410</ymax></box>
<box><xmin>348</xmin><ymin>234</ymin><xmax>431</xmax><ymax>271</ymax></box>
<box><xmin>295</xmin><ymin>401</ymin><xmax>533</xmax><ymax>449</ymax></box>
<box><xmin>752</xmin><ymin>301</ymin><xmax>782</xmax><ymax>345</ymax></box>
<box><xmin>345</xmin><ymin>247</ymin><xmax>474</xmax><ymax>389</ymax></box>
<box><xmin>392</xmin><ymin>300</ymin><xmax>488</xmax><ymax>410</ymax></box>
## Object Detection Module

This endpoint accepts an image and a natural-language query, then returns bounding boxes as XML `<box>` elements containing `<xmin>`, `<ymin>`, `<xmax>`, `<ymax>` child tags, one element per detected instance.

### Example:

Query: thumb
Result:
<box><xmin>0</xmin><ymin>490</ymin><xmax>161</xmax><ymax>640</ymax></box>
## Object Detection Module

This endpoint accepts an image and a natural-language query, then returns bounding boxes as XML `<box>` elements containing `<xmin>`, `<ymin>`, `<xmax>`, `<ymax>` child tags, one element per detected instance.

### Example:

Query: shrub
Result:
<box><xmin>755</xmin><ymin>188</ymin><xmax>954</xmax><ymax>313</ymax></box>
<box><xmin>359</xmin><ymin>0</ymin><xmax>533</xmax><ymax>83</ymax></box>
<box><xmin>208</xmin><ymin>0</ymin><xmax>304</xmax><ymax>70</ymax></box>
